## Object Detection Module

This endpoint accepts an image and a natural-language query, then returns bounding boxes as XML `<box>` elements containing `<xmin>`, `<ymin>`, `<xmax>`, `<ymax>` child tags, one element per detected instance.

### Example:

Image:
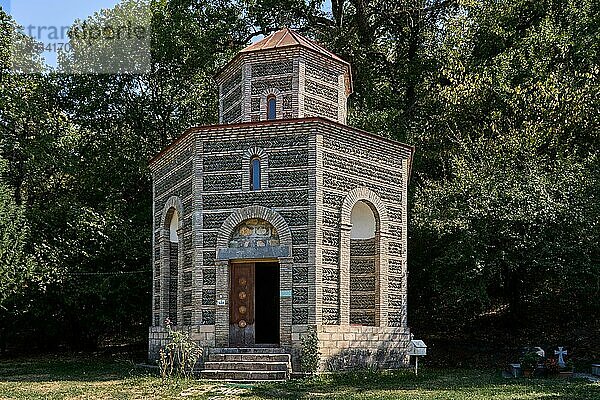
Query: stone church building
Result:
<box><xmin>148</xmin><ymin>28</ymin><xmax>414</xmax><ymax>375</ymax></box>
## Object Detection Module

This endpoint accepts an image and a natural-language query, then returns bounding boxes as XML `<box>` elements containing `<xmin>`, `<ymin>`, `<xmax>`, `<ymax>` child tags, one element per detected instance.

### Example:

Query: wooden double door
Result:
<box><xmin>229</xmin><ymin>262</ymin><xmax>280</xmax><ymax>347</ymax></box>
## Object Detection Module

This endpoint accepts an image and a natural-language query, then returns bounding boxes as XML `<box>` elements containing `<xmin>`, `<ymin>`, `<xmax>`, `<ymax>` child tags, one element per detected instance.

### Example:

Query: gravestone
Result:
<box><xmin>508</xmin><ymin>363</ymin><xmax>522</xmax><ymax>378</ymax></box>
<box><xmin>554</xmin><ymin>347</ymin><xmax>567</xmax><ymax>368</ymax></box>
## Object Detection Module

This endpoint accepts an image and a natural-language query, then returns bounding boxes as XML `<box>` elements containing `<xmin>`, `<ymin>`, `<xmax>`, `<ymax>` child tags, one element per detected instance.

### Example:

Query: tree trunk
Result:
<box><xmin>503</xmin><ymin>262</ymin><xmax>523</xmax><ymax>324</ymax></box>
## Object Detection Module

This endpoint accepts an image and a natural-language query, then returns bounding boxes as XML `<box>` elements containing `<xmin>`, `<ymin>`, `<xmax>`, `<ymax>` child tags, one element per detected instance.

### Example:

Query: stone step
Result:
<box><xmin>200</xmin><ymin>369</ymin><xmax>288</xmax><ymax>381</ymax></box>
<box><xmin>209</xmin><ymin>347</ymin><xmax>286</xmax><ymax>354</ymax></box>
<box><xmin>204</xmin><ymin>361</ymin><xmax>289</xmax><ymax>371</ymax></box>
<box><xmin>202</xmin><ymin>348</ymin><xmax>292</xmax><ymax>381</ymax></box>
<box><xmin>208</xmin><ymin>353</ymin><xmax>291</xmax><ymax>363</ymax></box>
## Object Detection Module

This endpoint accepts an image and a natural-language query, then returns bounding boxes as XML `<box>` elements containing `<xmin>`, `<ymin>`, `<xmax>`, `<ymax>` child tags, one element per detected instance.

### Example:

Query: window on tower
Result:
<box><xmin>267</xmin><ymin>95</ymin><xmax>277</xmax><ymax>120</ymax></box>
<box><xmin>250</xmin><ymin>156</ymin><xmax>262</xmax><ymax>190</ymax></box>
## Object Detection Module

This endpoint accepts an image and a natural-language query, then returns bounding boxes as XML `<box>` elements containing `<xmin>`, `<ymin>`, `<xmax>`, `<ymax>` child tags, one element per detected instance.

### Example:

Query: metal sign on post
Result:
<box><xmin>407</xmin><ymin>339</ymin><xmax>427</xmax><ymax>376</ymax></box>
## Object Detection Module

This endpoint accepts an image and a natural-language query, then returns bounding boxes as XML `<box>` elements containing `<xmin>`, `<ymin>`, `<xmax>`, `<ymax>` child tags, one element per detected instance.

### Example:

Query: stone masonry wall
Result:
<box><xmin>314</xmin><ymin>121</ymin><xmax>412</xmax><ymax>370</ymax></box>
<box><xmin>149</xmin><ymin>118</ymin><xmax>412</xmax><ymax>369</ymax></box>
<box><xmin>350</xmin><ymin>238</ymin><xmax>377</xmax><ymax>326</ymax></box>
<box><xmin>218</xmin><ymin>47</ymin><xmax>350</xmax><ymax>125</ymax></box>
<box><xmin>198</xmin><ymin>121</ymin><xmax>316</xmax><ymax>340</ymax></box>
<box><xmin>318</xmin><ymin>326</ymin><xmax>411</xmax><ymax>371</ymax></box>
<box><xmin>319</xmin><ymin>122</ymin><xmax>410</xmax><ymax>328</ymax></box>
<box><xmin>300</xmin><ymin>48</ymin><xmax>349</xmax><ymax>125</ymax></box>
<box><xmin>149</xmin><ymin>133</ymin><xmax>196</xmax><ymax>359</ymax></box>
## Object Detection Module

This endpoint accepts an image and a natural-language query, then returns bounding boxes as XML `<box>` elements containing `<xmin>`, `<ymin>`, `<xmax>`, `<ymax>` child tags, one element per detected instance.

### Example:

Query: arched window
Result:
<box><xmin>250</xmin><ymin>156</ymin><xmax>261</xmax><ymax>191</ymax></box>
<box><xmin>350</xmin><ymin>201</ymin><xmax>376</xmax><ymax>239</ymax></box>
<box><xmin>166</xmin><ymin>208</ymin><xmax>179</xmax><ymax>325</ymax></box>
<box><xmin>169</xmin><ymin>210</ymin><xmax>179</xmax><ymax>243</ymax></box>
<box><xmin>267</xmin><ymin>95</ymin><xmax>277</xmax><ymax>120</ymax></box>
<box><xmin>349</xmin><ymin>201</ymin><xmax>378</xmax><ymax>326</ymax></box>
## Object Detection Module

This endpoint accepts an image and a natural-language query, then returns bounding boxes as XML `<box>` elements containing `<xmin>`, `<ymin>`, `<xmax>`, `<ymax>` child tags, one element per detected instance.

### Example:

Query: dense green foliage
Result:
<box><xmin>0</xmin><ymin>157</ymin><xmax>34</xmax><ymax>307</ymax></box>
<box><xmin>408</xmin><ymin>0</ymin><xmax>600</xmax><ymax>355</ymax></box>
<box><xmin>0</xmin><ymin>0</ymin><xmax>597</xmax><ymax>361</ymax></box>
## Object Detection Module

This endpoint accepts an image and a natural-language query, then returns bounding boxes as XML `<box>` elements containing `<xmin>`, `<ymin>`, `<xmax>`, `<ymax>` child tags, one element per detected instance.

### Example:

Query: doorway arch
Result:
<box><xmin>214</xmin><ymin>206</ymin><xmax>293</xmax><ymax>348</ymax></box>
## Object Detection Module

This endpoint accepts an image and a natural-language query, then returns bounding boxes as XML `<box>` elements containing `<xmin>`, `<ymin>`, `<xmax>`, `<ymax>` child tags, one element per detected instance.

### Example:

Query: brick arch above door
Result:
<box><xmin>215</xmin><ymin>205</ymin><xmax>293</xmax><ymax>261</ymax></box>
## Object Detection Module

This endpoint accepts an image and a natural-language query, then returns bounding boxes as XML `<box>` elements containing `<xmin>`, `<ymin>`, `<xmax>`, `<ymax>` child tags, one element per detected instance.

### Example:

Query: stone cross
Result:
<box><xmin>555</xmin><ymin>347</ymin><xmax>567</xmax><ymax>368</ymax></box>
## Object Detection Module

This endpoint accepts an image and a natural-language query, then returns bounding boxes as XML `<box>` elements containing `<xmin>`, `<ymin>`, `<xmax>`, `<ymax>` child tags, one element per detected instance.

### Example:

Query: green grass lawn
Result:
<box><xmin>0</xmin><ymin>355</ymin><xmax>598</xmax><ymax>399</ymax></box>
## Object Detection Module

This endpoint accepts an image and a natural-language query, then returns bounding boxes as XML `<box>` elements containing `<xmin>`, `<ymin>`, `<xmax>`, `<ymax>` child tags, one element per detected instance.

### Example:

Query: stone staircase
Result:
<box><xmin>200</xmin><ymin>348</ymin><xmax>291</xmax><ymax>382</ymax></box>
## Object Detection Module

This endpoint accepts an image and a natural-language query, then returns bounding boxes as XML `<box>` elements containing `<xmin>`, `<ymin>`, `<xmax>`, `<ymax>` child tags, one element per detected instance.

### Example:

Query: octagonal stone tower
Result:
<box><xmin>149</xmin><ymin>28</ymin><xmax>415</xmax><ymax>373</ymax></box>
<box><xmin>216</xmin><ymin>28</ymin><xmax>352</xmax><ymax>125</ymax></box>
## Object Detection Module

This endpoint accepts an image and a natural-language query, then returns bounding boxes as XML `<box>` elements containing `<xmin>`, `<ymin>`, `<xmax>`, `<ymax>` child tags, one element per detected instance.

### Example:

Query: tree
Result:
<box><xmin>0</xmin><ymin>157</ymin><xmax>33</xmax><ymax>308</ymax></box>
<box><xmin>3</xmin><ymin>0</ymin><xmax>254</xmax><ymax>349</ymax></box>
<box><xmin>413</xmin><ymin>140</ymin><xmax>599</xmax><ymax>321</ymax></box>
<box><xmin>409</xmin><ymin>0</ymin><xmax>600</xmax><ymax>351</ymax></box>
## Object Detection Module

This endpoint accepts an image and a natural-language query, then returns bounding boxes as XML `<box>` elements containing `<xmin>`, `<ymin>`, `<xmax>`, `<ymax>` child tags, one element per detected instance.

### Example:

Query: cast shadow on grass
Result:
<box><xmin>246</xmin><ymin>369</ymin><xmax>600</xmax><ymax>400</ymax></box>
<box><xmin>0</xmin><ymin>355</ymin><xmax>141</xmax><ymax>383</ymax></box>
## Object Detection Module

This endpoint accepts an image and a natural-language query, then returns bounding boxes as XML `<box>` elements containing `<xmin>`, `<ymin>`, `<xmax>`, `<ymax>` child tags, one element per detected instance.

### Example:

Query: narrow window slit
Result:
<box><xmin>251</xmin><ymin>156</ymin><xmax>261</xmax><ymax>190</ymax></box>
<box><xmin>267</xmin><ymin>95</ymin><xmax>277</xmax><ymax>121</ymax></box>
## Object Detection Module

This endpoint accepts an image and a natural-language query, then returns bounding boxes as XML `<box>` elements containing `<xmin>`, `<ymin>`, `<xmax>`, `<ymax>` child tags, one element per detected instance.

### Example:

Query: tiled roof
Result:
<box><xmin>241</xmin><ymin>28</ymin><xmax>349</xmax><ymax>65</ymax></box>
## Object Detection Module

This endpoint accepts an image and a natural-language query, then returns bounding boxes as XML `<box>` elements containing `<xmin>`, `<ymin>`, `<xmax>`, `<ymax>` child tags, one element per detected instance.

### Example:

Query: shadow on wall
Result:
<box><xmin>325</xmin><ymin>341</ymin><xmax>409</xmax><ymax>372</ymax></box>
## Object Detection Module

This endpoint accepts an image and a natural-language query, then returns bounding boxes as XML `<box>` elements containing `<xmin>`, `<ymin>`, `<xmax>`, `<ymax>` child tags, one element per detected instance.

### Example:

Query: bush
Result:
<box><xmin>520</xmin><ymin>352</ymin><xmax>542</xmax><ymax>371</ymax></box>
<box><xmin>301</xmin><ymin>326</ymin><xmax>321</xmax><ymax>375</ymax></box>
<box><xmin>158</xmin><ymin>320</ymin><xmax>202</xmax><ymax>380</ymax></box>
<box><xmin>544</xmin><ymin>358</ymin><xmax>560</xmax><ymax>375</ymax></box>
